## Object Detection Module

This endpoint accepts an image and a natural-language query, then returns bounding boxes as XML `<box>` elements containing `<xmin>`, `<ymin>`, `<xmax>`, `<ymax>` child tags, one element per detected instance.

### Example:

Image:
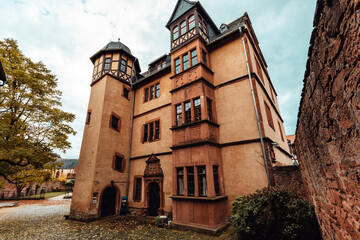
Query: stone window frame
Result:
<box><xmin>112</xmin><ymin>152</ymin><xmax>126</xmax><ymax>173</ymax></box>
<box><xmin>144</xmin><ymin>82</ymin><xmax>160</xmax><ymax>103</ymax></box>
<box><xmin>264</xmin><ymin>101</ymin><xmax>275</xmax><ymax>130</ymax></box>
<box><xmin>133</xmin><ymin>176</ymin><xmax>142</xmax><ymax>202</ymax></box>
<box><xmin>86</xmin><ymin>109</ymin><xmax>92</xmax><ymax>125</ymax></box>
<box><xmin>142</xmin><ymin>118</ymin><xmax>161</xmax><ymax>143</ymax></box>
<box><xmin>109</xmin><ymin>112</ymin><xmax>121</xmax><ymax>132</ymax></box>
<box><xmin>122</xmin><ymin>85</ymin><xmax>131</xmax><ymax>100</ymax></box>
<box><xmin>278</xmin><ymin>121</ymin><xmax>285</xmax><ymax>142</ymax></box>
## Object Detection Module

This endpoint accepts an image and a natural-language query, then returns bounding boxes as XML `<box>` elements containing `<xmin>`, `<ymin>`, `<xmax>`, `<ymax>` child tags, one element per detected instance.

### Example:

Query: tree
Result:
<box><xmin>0</xmin><ymin>38</ymin><xmax>76</xmax><ymax>192</ymax></box>
<box><xmin>231</xmin><ymin>187</ymin><xmax>321</xmax><ymax>240</ymax></box>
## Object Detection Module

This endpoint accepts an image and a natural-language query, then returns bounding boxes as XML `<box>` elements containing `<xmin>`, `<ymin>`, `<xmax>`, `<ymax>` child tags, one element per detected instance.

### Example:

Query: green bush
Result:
<box><xmin>231</xmin><ymin>187</ymin><xmax>321</xmax><ymax>240</ymax></box>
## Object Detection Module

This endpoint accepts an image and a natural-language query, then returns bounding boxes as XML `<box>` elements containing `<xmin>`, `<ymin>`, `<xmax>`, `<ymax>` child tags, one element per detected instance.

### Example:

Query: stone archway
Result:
<box><xmin>143</xmin><ymin>154</ymin><xmax>164</xmax><ymax>216</ymax></box>
<box><xmin>100</xmin><ymin>186</ymin><xmax>117</xmax><ymax>217</ymax></box>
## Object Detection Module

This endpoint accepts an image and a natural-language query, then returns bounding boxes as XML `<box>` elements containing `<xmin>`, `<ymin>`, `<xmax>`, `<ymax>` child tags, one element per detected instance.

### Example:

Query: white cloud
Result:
<box><xmin>0</xmin><ymin>0</ymin><xmax>316</xmax><ymax>157</ymax></box>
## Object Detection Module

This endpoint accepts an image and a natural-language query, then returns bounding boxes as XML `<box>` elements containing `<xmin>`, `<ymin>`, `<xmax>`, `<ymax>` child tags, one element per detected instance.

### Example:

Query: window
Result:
<box><xmin>213</xmin><ymin>166</ymin><xmax>220</xmax><ymax>196</ymax></box>
<box><xmin>155</xmin><ymin>121</ymin><xmax>160</xmax><ymax>139</ymax></box>
<box><xmin>202</xmin><ymin>50</ymin><xmax>207</xmax><ymax>66</ymax></box>
<box><xmin>123</xmin><ymin>87</ymin><xmax>129</xmax><ymax>99</ymax></box>
<box><xmin>182</xmin><ymin>54</ymin><xmax>189</xmax><ymax>71</ymax></box>
<box><xmin>191</xmin><ymin>49</ymin><xmax>197</xmax><ymax>66</ymax></box>
<box><xmin>120</xmin><ymin>59</ymin><xmax>126</xmax><ymax>72</ymax></box>
<box><xmin>173</xmin><ymin>26</ymin><xmax>179</xmax><ymax>40</ymax></box>
<box><xmin>203</xmin><ymin>21</ymin><xmax>207</xmax><ymax>34</ymax></box>
<box><xmin>157</xmin><ymin>64</ymin><xmax>161</xmax><ymax>71</ymax></box>
<box><xmin>207</xmin><ymin>98</ymin><xmax>213</xmax><ymax>121</ymax></box>
<box><xmin>198</xmin><ymin>16</ymin><xmax>202</xmax><ymax>30</ymax></box>
<box><xmin>264</xmin><ymin>102</ymin><xmax>274</xmax><ymax>130</ymax></box>
<box><xmin>86</xmin><ymin>110</ymin><xmax>91</xmax><ymax>124</ymax></box>
<box><xmin>184</xmin><ymin>101</ymin><xmax>191</xmax><ymax>124</ymax></box>
<box><xmin>188</xmin><ymin>15</ymin><xmax>195</xmax><ymax>29</ymax></box>
<box><xmin>150</xmin><ymin>85</ymin><xmax>155</xmax><ymax>100</ymax></box>
<box><xmin>144</xmin><ymin>88</ymin><xmax>149</xmax><ymax>102</ymax></box>
<box><xmin>175</xmin><ymin>58</ymin><xmax>181</xmax><ymax>74</ymax></box>
<box><xmin>270</xmin><ymin>87</ymin><xmax>275</xmax><ymax>102</ymax></box>
<box><xmin>255</xmin><ymin>59</ymin><xmax>263</xmax><ymax>82</ymax></box>
<box><xmin>278</xmin><ymin>121</ymin><xmax>284</xmax><ymax>141</ymax></box>
<box><xmin>110</xmin><ymin>113</ymin><xmax>121</xmax><ymax>132</ymax></box>
<box><xmin>180</xmin><ymin>21</ymin><xmax>187</xmax><ymax>35</ymax></box>
<box><xmin>176</xmin><ymin>104</ymin><xmax>182</xmax><ymax>126</ymax></box>
<box><xmin>197</xmin><ymin>166</ymin><xmax>207</xmax><ymax>196</ymax></box>
<box><xmin>104</xmin><ymin>58</ymin><xmax>111</xmax><ymax>70</ymax></box>
<box><xmin>113</xmin><ymin>153</ymin><xmax>125</xmax><ymax>173</ymax></box>
<box><xmin>133</xmin><ymin>177</ymin><xmax>142</xmax><ymax>201</ymax></box>
<box><xmin>143</xmin><ymin>120</ymin><xmax>160</xmax><ymax>142</ymax></box>
<box><xmin>187</xmin><ymin>167</ymin><xmax>195</xmax><ymax>196</ymax></box>
<box><xmin>144</xmin><ymin>83</ymin><xmax>160</xmax><ymax>102</ymax></box>
<box><xmin>143</xmin><ymin>124</ymin><xmax>148</xmax><ymax>142</ymax></box>
<box><xmin>149</xmin><ymin>122</ymin><xmax>154</xmax><ymax>141</ymax></box>
<box><xmin>162</xmin><ymin>61</ymin><xmax>166</xmax><ymax>68</ymax></box>
<box><xmin>177</xmin><ymin>168</ymin><xmax>184</xmax><ymax>195</ymax></box>
<box><xmin>155</xmin><ymin>83</ymin><xmax>160</xmax><ymax>98</ymax></box>
<box><xmin>194</xmin><ymin>98</ymin><xmax>201</xmax><ymax>121</ymax></box>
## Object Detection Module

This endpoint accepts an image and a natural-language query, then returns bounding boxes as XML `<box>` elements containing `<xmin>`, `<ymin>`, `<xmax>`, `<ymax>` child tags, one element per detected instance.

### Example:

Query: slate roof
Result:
<box><xmin>90</xmin><ymin>40</ymin><xmax>141</xmax><ymax>73</ymax></box>
<box><xmin>102</xmin><ymin>41</ymin><xmax>131</xmax><ymax>55</ymax></box>
<box><xmin>57</xmin><ymin>159</ymin><xmax>78</xmax><ymax>169</ymax></box>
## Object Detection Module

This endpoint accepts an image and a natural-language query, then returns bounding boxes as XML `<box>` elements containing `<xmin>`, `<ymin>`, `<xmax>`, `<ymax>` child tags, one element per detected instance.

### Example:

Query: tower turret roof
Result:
<box><xmin>101</xmin><ymin>41</ymin><xmax>132</xmax><ymax>55</ymax></box>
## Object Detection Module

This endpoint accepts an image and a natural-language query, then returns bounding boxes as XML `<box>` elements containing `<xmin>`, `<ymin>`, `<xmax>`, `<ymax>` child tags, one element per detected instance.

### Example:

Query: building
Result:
<box><xmin>53</xmin><ymin>158</ymin><xmax>78</xmax><ymax>181</ymax></box>
<box><xmin>70</xmin><ymin>0</ymin><xmax>292</xmax><ymax>233</ymax></box>
<box><xmin>286</xmin><ymin>135</ymin><xmax>298</xmax><ymax>165</ymax></box>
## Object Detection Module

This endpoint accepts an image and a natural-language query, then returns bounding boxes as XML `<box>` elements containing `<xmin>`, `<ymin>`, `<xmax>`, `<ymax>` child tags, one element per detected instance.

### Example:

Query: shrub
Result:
<box><xmin>231</xmin><ymin>187</ymin><xmax>321</xmax><ymax>240</ymax></box>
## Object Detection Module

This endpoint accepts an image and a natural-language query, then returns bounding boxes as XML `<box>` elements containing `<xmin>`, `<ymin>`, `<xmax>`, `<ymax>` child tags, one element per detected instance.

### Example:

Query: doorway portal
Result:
<box><xmin>101</xmin><ymin>186</ymin><xmax>117</xmax><ymax>217</ymax></box>
<box><xmin>148</xmin><ymin>182</ymin><xmax>160</xmax><ymax>216</ymax></box>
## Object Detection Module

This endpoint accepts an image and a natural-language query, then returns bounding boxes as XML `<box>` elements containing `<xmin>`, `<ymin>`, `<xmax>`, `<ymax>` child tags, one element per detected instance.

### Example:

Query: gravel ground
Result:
<box><xmin>0</xmin><ymin>196</ymin><xmax>234</xmax><ymax>240</ymax></box>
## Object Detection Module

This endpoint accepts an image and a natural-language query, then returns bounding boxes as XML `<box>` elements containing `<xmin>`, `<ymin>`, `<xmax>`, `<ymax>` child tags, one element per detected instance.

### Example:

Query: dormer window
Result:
<box><xmin>188</xmin><ymin>15</ymin><xmax>195</xmax><ymax>30</ymax></box>
<box><xmin>173</xmin><ymin>26</ymin><xmax>179</xmax><ymax>40</ymax></box>
<box><xmin>180</xmin><ymin>21</ymin><xmax>187</xmax><ymax>35</ymax></box>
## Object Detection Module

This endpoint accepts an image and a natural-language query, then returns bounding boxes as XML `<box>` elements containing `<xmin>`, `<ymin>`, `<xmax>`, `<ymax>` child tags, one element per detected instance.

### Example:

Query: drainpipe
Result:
<box><xmin>125</xmin><ymin>58</ymin><xmax>137</xmax><ymax>205</ymax></box>
<box><xmin>239</xmin><ymin>26</ymin><xmax>272</xmax><ymax>187</ymax></box>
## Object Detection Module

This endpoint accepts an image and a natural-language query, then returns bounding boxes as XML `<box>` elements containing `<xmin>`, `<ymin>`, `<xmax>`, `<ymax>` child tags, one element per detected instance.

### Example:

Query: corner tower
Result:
<box><xmin>70</xmin><ymin>40</ymin><xmax>140</xmax><ymax>221</ymax></box>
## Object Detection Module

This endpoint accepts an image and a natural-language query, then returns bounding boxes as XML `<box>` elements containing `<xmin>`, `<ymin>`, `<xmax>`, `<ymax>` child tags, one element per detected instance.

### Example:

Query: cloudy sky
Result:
<box><xmin>0</xmin><ymin>0</ymin><xmax>317</xmax><ymax>158</ymax></box>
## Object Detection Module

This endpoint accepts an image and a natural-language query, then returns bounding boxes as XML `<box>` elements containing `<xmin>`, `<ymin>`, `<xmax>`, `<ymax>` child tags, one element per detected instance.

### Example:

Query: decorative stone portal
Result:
<box><xmin>142</xmin><ymin>154</ymin><xmax>164</xmax><ymax>216</ymax></box>
<box><xmin>100</xmin><ymin>186</ymin><xmax>118</xmax><ymax>217</ymax></box>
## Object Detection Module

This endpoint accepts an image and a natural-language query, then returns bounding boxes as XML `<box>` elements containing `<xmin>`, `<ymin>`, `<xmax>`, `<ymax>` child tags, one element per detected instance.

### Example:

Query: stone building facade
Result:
<box><xmin>70</xmin><ymin>0</ymin><xmax>292</xmax><ymax>232</ymax></box>
<box><xmin>295</xmin><ymin>0</ymin><xmax>360</xmax><ymax>239</ymax></box>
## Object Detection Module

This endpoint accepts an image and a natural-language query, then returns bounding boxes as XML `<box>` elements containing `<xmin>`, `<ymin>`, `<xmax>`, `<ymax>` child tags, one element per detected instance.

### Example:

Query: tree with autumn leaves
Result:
<box><xmin>0</xmin><ymin>38</ymin><xmax>76</xmax><ymax>197</ymax></box>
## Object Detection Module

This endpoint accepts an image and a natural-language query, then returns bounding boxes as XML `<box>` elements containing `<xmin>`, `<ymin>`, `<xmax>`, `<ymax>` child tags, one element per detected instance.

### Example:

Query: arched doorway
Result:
<box><xmin>101</xmin><ymin>186</ymin><xmax>117</xmax><ymax>217</ymax></box>
<box><xmin>148</xmin><ymin>182</ymin><xmax>160</xmax><ymax>216</ymax></box>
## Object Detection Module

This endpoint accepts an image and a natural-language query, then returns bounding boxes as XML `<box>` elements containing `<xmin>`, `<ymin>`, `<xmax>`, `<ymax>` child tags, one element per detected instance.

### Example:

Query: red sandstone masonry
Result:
<box><xmin>295</xmin><ymin>0</ymin><xmax>360</xmax><ymax>239</ymax></box>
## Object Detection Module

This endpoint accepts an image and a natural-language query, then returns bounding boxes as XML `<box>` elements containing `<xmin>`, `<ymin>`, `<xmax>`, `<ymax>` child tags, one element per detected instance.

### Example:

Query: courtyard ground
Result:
<box><xmin>0</xmin><ymin>196</ymin><xmax>235</xmax><ymax>239</ymax></box>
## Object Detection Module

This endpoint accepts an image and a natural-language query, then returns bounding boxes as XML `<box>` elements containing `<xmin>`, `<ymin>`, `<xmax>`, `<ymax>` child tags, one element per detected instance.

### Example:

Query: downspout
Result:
<box><xmin>239</xmin><ymin>26</ymin><xmax>272</xmax><ymax>187</ymax></box>
<box><xmin>125</xmin><ymin>58</ymin><xmax>137</xmax><ymax>204</ymax></box>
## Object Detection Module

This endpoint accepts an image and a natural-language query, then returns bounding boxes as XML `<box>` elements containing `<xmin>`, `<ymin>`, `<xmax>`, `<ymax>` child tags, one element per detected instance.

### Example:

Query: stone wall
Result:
<box><xmin>272</xmin><ymin>166</ymin><xmax>307</xmax><ymax>200</ymax></box>
<box><xmin>295</xmin><ymin>0</ymin><xmax>360</xmax><ymax>239</ymax></box>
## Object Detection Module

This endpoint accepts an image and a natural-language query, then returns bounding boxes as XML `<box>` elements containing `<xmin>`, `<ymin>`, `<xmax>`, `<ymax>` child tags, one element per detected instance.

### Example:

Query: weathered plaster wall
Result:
<box><xmin>295</xmin><ymin>1</ymin><xmax>360</xmax><ymax>239</ymax></box>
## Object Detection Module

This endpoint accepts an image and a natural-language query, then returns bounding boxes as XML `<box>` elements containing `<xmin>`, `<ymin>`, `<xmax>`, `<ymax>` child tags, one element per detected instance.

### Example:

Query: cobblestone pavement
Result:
<box><xmin>0</xmin><ymin>196</ymin><xmax>234</xmax><ymax>240</ymax></box>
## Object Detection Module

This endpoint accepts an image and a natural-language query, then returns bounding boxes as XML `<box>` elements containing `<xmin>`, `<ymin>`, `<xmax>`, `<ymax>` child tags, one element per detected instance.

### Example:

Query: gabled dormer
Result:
<box><xmin>166</xmin><ymin>0</ymin><xmax>220</xmax><ymax>52</ymax></box>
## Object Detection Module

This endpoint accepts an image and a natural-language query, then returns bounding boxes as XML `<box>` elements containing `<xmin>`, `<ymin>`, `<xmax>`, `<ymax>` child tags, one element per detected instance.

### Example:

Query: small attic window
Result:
<box><xmin>220</xmin><ymin>24</ymin><xmax>228</xmax><ymax>33</ymax></box>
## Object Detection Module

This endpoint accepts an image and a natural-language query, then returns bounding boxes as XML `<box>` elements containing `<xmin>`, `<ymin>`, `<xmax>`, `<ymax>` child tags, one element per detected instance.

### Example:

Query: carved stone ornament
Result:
<box><xmin>143</xmin><ymin>154</ymin><xmax>164</xmax><ymax>178</ymax></box>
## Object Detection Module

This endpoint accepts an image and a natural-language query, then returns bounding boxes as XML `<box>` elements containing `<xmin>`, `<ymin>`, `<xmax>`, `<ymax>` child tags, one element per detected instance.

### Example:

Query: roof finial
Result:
<box><xmin>118</xmin><ymin>37</ymin><xmax>120</xmax><ymax>42</ymax></box>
